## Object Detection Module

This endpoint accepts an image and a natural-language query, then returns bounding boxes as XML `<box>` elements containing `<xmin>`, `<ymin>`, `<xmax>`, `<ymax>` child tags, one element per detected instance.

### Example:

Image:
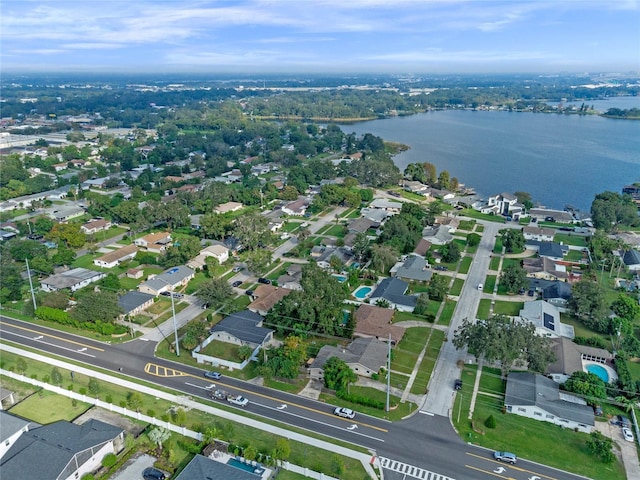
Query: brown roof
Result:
<box><xmin>414</xmin><ymin>238</ymin><xmax>432</xmax><ymax>256</ymax></box>
<box><xmin>139</xmin><ymin>232</ymin><xmax>171</xmax><ymax>244</ymax></box>
<box><xmin>248</xmin><ymin>284</ymin><xmax>292</xmax><ymax>313</ymax></box>
<box><xmin>95</xmin><ymin>244</ymin><xmax>138</xmax><ymax>264</ymax></box>
<box><xmin>354</xmin><ymin>304</ymin><xmax>405</xmax><ymax>344</ymax></box>
<box><xmin>82</xmin><ymin>219</ymin><xmax>109</xmax><ymax>230</ymax></box>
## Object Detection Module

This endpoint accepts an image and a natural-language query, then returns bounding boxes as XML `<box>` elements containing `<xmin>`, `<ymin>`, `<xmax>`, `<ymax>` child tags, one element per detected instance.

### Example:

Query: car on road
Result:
<box><xmin>142</xmin><ymin>467</ymin><xmax>166</xmax><ymax>480</ymax></box>
<box><xmin>232</xmin><ymin>280</ymin><xmax>242</xmax><ymax>287</ymax></box>
<box><xmin>227</xmin><ymin>394</ymin><xmax>249</xmax><ymax>407</ymax></box>
<box><xmin>477</xmin><ymin>283</ymin><xmax>483</xmax><ymax>290</ymax></box>
<box><xmin>333</xmin><ymin>407</ymin><xmax>356</xmax><ymax>419</ymax></box>
<box><xmin>204</xmin><ymin>371</ymin><xmax>222</xmax><ymax>380</ymax></box>
<box><xmin>257</xmin><ymin>277</ymin><xmax>271</xmax><ymax>284</ymax></box>
<box><xmin>493</xmin><ymin>451</ymin><xmax>517</xmax><ymax>464</ymax></box>
<box><xmin>454</xmin><ymin>379</ymin><xmax>463</xmax><ymax>390</ymax></box>
<box><xmin>210</xmin><ymin>389</ymin><xmax>228</xmax><ymax>401</ymax></box>
<box><xmin>232</xmin><ymin>266</ymin><xmax>243</xmax><ymax>272</ymax></box>
<box><xmin>623</xmin><ymin>427</ymin><xmax>634</xmax><ymax>442</ymax></box>
<box><xmin>527</xmin><ymin>289</ymin><xmax>535</xmax><ymax>297</ymax></box>
<box><xmin>434</xmin><ymin>265</ymin><xmax>448</xmax><ymax>271</ymax></box>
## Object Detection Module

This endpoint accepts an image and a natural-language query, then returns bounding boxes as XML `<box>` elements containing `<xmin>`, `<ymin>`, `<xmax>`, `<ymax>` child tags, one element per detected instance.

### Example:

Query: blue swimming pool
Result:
<box><xmin>353</xmin><ymin>286</ymin><xmax>372</xmax><ymax>300</ymax></box>
<box><xmin>227</xmin><ymin>458</ymin><xmax>265</xmax><ymax>475</ymax></box>
<box><xmin>332</xmin><ymin>274</ymin><xmax>347</xmax><ymax>283</ymax></box>
<box><xmin>585</xmin><ymin>363</ymin><xmax>610</xmax><ymax>383</ymax></box>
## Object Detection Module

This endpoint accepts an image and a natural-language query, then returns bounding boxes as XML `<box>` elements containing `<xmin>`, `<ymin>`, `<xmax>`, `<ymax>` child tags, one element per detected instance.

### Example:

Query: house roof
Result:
<box><xmin>82</xmin><ymin>219</ymin><xmax>110</xmax><ymax>230</ymax></box>
<box><xmin>0</xmin><ymin>419</ymin><xmax>123</xmax><ymax>480</ymax></box>
<box><xmin>369</xmin><ymin>198</ymin><xmax>403</xmax><ymax>210</ymax></box>
<box><xmin>175</xmin><ymin>454</ymin><xmax>263</xmax><ymax>480</ymax></box>
<box><xmin>41</xmin><ymin>268</ymin><xmax>103</xmax><ymax>290</ymax></box>
<box><xmin>140</xmin><ymin>265</ymin><xmax>194</xmax><ymax>292</ymax></box>
<box><xmin>0</xmin><ymin>411</ymin><xmax>31</xmax><ymax>444</ymax></box>
<box><xmin>413</xmin><ymin>238</ymin><xmax>432</xmax><ymax>256</ymax></box>
<box><xmin>215</xmin><ymin>201</ymin><xmax>243</xmax><ymax>213</ymax></box>
<box><xmin>137</xmin><ymin>231</ymin><xmax>171</xmax><ymax>245</ymax></box>
<box><xmin>519</xmin><ymin>300</ymin><xmax>574</xmax><ymax>338</ymax></box>
<box><xmin>523</xmin><ymin>226</ymin><xmax>555</xmax><ymax>237</ymax></box>
<box><xmin>94</xmin><ymin>244</ymin><xmax>138</xmax><ymax>264</ymax></box>
<box><xmin>528</xmin><ymin>279</ymin><xmax>572</xmax><ymax>300</ymax></box>
<box><xmin>348</xmin><ymin>218</ymin><xmax>378</xmax><ymax>234</ymax></box>
<box><xmin>394</xmin><ymin>255</ymin><xmax>433</xmax><ymax>282</ymax></box>
<box><xmin>118</xmin><ymin>291</ymin><xmax>154</xmax><ymax>315</ymax></box>
<box><xmin>248</xmin><ymin>284</ymin><xmax>292</xmax><ymax>313</ymax></box>
<box><xmin>209</xmin><ymin>309</ymin><xmax>273</xmax><ymax>345</ymax></box>
<box><xmin>547</xmin><ymin>337</ymin><xmax>613</xmax><ymax>377</ymax></box>
<box><xmin>370</xmin><ymin>278</ymin><xmax>417</xmax><ymax>307</ymax></box>
<box><xmin>623</xmin><ymin>249</ymin><xmax>640</xmax><ymax>266</ymax></box>
<box><xmin>538</xmin><ymin>242</ymin><xmax>566</xmax><ymax>258</ymax></box>
<box><xmin>312</xmin><ymin>337</ymin><xmax>389</xmax><ymax>373</ymax></box>
<box><xmin>422</xmin><ymin>225</ymin><xmax>453</xmax><ymax>244</ymax></box>
<box><xmin>354</xmin><ymin>304</ymin><xmax>405</xmax><ymax>344</ymax></box>
<box><xmin>505</xmin><ymin>372</ymin><xmax>594</xmax><ymax>426</ymax></box>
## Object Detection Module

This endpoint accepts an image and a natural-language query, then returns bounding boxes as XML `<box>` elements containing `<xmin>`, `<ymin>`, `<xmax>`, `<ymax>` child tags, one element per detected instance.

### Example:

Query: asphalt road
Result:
<box><xmin>0</xmin><ymin>314</ymin><xmax>591</xmax><ymax>480</ymax></box>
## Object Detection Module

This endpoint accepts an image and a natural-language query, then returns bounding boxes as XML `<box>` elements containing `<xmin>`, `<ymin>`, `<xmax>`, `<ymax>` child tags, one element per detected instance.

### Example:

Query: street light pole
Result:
<box><xmin>170</xmin><ymin>289</ymin><xmax>180</xmax><ymax>357</ymax></box>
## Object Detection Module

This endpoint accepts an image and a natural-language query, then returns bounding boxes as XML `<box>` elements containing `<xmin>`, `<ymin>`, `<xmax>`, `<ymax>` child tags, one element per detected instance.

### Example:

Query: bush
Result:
<box><xmin>105</xmin><ymin>395</ymin><xmax>113</xmax><ymax>404</ymax></box>
<box><xmin>485</xmin><ymin>414</ymin><xmax>497</xmax><ymax>429</ymax></box>
<box><xmin>81</xmin><ymin>474</ymin><xmax>95</xmax><ymax>480</ymax></box>
<box><xmin>336</xmin><ymin>390</ymin><xmax>385</xmax><ymax>409</ymax></box>
<box><xmin>147</xmin><ymin>409</ymin><xmax>156</xmax><ymax>418</ymax></box>
<box><xmin>102</xmin><ymin>452</ymin><xmax>117</xmax><ymax>468</ymax></box>
<box><xmin>78</xmin><ymin>387</ymin><xmax>87</xmax><ymax>395</ymax></box>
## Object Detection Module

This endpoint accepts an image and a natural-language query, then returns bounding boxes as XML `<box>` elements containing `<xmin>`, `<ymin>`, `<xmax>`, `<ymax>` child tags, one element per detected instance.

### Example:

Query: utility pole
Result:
<box><xmin>25</xmin><ymin>258</ymin><xmax>37</xmax><ymax>312</ymax></box>
<box><xmin>170</xmin><ymin>290</ymin><xmax>180</xmax><ymax>357</ymax></box>
<box><xmin>386</xmin><ymin>333</ymin><xmax>391</xmax><ymax>413</ymax></box>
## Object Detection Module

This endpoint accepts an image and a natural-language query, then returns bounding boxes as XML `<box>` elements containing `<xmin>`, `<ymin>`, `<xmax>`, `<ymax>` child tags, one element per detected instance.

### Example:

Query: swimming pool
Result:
<box><xmin>227</xmin><ymin>458</ymin><xmax>265</xmax><ymax>475</ymax></box>
<box><xmin>585</xmin><ymin>363</ymin><xmax>610</xmax><ymax>383</ymax></box>
<box><xmin>353</xmin><ymin>286</ymin><xmax>372</xmax><ymax>300</ymax></box>
<box><xmin>332</xmin><ymin>274</ymin><xmax>347</xmax><ymax>283</ymax></box>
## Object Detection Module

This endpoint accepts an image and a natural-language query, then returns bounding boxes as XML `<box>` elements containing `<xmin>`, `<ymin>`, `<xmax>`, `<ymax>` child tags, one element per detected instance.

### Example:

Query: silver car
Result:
<box><xmin>493</xmin><ymin>451</ymin><xmax>517</xmax><ymax>464</ymax></box>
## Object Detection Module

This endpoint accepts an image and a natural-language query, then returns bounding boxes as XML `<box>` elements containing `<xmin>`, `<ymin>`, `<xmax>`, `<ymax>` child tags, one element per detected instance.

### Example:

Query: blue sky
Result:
<box><xmin>2</xmin><ymin>0</ymin><xmax>639</xmax><ymax>73</ymax></box>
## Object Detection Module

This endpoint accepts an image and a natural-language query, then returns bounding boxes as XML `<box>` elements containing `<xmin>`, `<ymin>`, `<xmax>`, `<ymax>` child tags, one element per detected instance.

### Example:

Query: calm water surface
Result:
<box><xmin>340</xmin><ymin>107</ymin><xmax>640</xmax><ymax>211</ymax></box>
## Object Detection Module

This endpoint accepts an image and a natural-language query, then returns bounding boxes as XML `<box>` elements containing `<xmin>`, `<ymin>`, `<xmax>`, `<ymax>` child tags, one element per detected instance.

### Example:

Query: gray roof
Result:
<box><xmin>623</xmin><ymin>249</ymin><xmax>640</xmax><ymax>266</ymax></box>
<box><xmin>118</xmin><ymin>291</ymin><xmax>154</xmax><ymax>315</ymax></box>
<box><xmin>528</xmin><ymin>279</ymin><xmax>572</xmax><ymax>300</ymax></box>
<box><xmin>41</xmin><ymin>268</ymin><xmax>104</xmax><ymax>290</ymax></box>
<box><xmin>0</xmin><ymin>411</ymin><xmax>31</xmax><ymax>444</ymax></box>
<box><xmin>394</xmin><ymin>256</ymin><xmax>433</xmax><ymax>282</ymax></box>
<box><xmin>0</xmin><ymin>419</ymin><xmax>123</xmax><ymax>480</ymax></box>
<box><xmin>140</xmin><ymin>265</ymin><xmax>194</xmax><ymax>292</ymax></box>
<box><xmin>505</xmin><ymin>372</ymin><xmax>594</xmax><ymax>426</ymax></box>
<box><xmin>209</xmin><ymin>309</ymin><xmax>273</xmax><ymax>346</ymax></box>
<box><xmin>313</xmin><ymin>337</ymin><xmax>388</xmax><ymax>372</ymax></box>
<box><xmin>175</xmin><ymin>454</ymin><xmax>264</xmax><ymax>480</ymax></box>
<box><xmin>547</xmin><ymin>338</ymin><xmax>613</xmax><ymax>377</ymax></box>
<box><xmin>370</xmin><ymin>278</ymin><xmax>417</xmax><ymax>308</ymax></box>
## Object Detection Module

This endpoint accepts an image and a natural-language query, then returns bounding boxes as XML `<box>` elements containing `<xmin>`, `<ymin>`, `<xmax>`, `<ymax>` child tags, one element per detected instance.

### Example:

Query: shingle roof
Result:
<box><xmin>118</xmin><ymin>291</ymin><xmax>154</xmax><ymax>315</ymax></box>
<box><xmin>94</xmin><ymin>244</ymin><xmax>138</xmax><ymax>264</ymax></box>
<box><xmin>140</xmin><ymin>265</ymin><xmax>194</xmax><ymax>292</ymax></box>
<box><xmin>394</xmin><ymin>255</ymin><xmax>433</xmax><ymax>282</ymax></box>
<box><xmin>247</xmin><ymin>285</ymin><xmax>292</xmax><ymax>313</ymax></box>
<box><xmin>354</xmin><ymin>305</ymin><xmax>405</xmax><ymax>344</ymax></box>
<box><xmin>209</xmin><ymin>310</ymin><xmax>273</xmax><ymax>346</ymax></box>
<box><xmin>175</xmin><ymin>454</ymin><xmax>263</xmax><ymax>480</ymax></box>
<box><xmin>0</xmin><ymin>419</ymin><xmax>123</xmax><ymax>480</ymax></box>
<box><xmin>623</xmin><ymin>249</ymin><xmax>640</xmax><ymax>266</ymax></box>
<box><xmin>505</xmin><ymin>372</ymin><xmax>594</xmax><ymax>426</ymax></box>
<box><xmin>313</xmin><ymin>337</ymin><xmax>388</xmax><ymax>372</ymax></box>
<box><xmin>0</xmin><ymin>411</ymin><xmax>31</xmax><ymax>444</ymax></box>
<box><xmin>370</xmin><ymin>278</ymin><xmax>417</xmax><ymax>307</ymax></box>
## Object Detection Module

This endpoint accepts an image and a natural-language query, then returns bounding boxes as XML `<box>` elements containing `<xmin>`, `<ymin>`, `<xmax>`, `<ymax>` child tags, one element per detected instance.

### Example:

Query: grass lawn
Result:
<box><xmin>458</xmin><ymin>220</ymin><xmax>476</xmax><ymax>231</ymax></box>
<box><xmin>323</xmin><ymin>224</ymin><xmax>346</xmax><ymax>238</ymax></box>
<box><xmin>281</xmin><ymin>221</ymin><xmax>304</xmax><ymax>233</ymax></box>
<box><xmin>492</xmin><ymin>301</ymin><xmax>524</xmax><ymax>316</ymax></box>
<box><xmin>411</xmin><ymin>330</ymin><xmax>445</xmax><ymax>395</ymax></box>
<box><xmin>10</xmin><ymin>389</ymin><xmax>91</xmax><ymax>423</ymax></box>
<box><xmin>438</xmin><ymin>300</ymin><xmax>456</xmax><ymax>326</ymax></box>
<box><xmin>452</xmin><ymin>365</ymin><xmax>626</xmax><ymax>480</ymax></box>
<box><xmin>560</xmin><ymin>314</ymin><xmax>611</xmax><ymax>343</ymax></box>
<box><xmin>493</xmin><ymin>237</ymin><xmax>504</xmax><ymax>253</ymax></box>
<box><xmin>460</xmin><ymin>209</ymin><xmax>506</xmax><ymax>223</ymax></box>
<box><xmin>554</xmin><ymin>233</ymin><xmax>588</xmax><ymax>247</ymax></box>
<box><xmin>626</xmin><ymin>358</ymin><xmax>640</xmax><ymax>382</ymax></box>
<box><xmin>458</xmin><ymin>256</ymin><xmax>472</xmax><ymax>274</ymax></box>
<box><xmin>450</xmin><ymin>278</ymin><xmax>464</xmax><ymax>296</ymax></box>
<box><xmin>565</xmin><ymin>250</ymin><xmax>585</xmax><ymax>261</ymax></box>
<box><xmin>185</xmin><ymin>272</ymin><xmax>211</xmax><ymax>294</ymax></box>
<box><xmin>199</xmin><ymin>339</ymin><xmax>241</xmax><ymax>362</ymax></box>
<box><xmin>483</xmin><ymin>275</ymin><xmax>496</xmax><ymax>293</ymax></box>
<box><xmin>477</xmin><ymin>299</ymin><xmax>492</xmax><ymax>319</ymax></box>
<box><xmin>501</xmin><ymin>257</ymin><xmax>523</xmax><ymax>269</ymax></box>
<box><xmin>320</xmin><ymin>386</ymin><xmax>415</xmax><ymax>421</ymax></box>
<box><xmin>489</xmin><ymin>256</ymin><xmax>501</xmax><ymax>270</ymax></box>
<box><xmin>154</xmin><ymin>302</ymin><xmax>189</xmax><ymax>323</ymax></box>
<box><xmin>394</xmin><ymin>311</ymin><xmax>432</xmax><ymax>323</ymax></box>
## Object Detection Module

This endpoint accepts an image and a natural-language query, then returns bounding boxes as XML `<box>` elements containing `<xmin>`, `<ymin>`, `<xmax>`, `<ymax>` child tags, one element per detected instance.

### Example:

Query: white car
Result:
<box><xmin>622</xmin><ymin>427</ymin><xmax>634</xmax><ymax>442</ymax></box>
<box><xmin>333</xmin><ymin>407</ymin><xmax>356</xmax><ymax>419</ymax></box>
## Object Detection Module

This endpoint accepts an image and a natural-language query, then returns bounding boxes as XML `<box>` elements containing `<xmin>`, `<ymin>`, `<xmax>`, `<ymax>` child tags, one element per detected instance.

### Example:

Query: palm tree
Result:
<box><xmin>336</xmin><ymin>366</ymin><xmax>357</xmax><ymax>394</ymax></box>
<box><xmin>148</xmin><ymin>427</ymin><xmax>171</xmax><ymax>454</ymax></box>
<box><xmin>615</xmin><ymin>395</ymin><xmax>637</xmax><ymax>413</ymax></box>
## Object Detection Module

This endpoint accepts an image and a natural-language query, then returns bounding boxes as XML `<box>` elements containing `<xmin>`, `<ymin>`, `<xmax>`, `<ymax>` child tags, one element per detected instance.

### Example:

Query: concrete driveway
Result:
<box><xmin>593</xmin><ymin>419</ymin><xmax>640</xmax><ymax>480</ymax></box>
<box><xmin>110</xmin><ymin>453</ymin><xmax>159</xmax><ymax>480</ymax></box>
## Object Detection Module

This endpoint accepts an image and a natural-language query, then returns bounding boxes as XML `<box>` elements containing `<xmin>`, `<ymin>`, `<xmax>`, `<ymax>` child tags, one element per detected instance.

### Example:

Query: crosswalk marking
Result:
<box><xmin>379</xmin><ymin>457</ymin><xmax>455</xmax><ymax>480</ymax></box>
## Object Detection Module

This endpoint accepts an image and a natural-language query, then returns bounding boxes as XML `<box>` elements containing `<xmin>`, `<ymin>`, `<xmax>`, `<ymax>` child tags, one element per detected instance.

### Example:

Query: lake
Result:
<box><xmin>339</xmin><ymin>105</ymin><xmax>640</xmax><ymax>211</ymax></box>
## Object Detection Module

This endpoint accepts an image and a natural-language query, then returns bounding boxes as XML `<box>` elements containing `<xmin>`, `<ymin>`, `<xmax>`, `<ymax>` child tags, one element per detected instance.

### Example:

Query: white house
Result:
<box><xmin>0</xmin><ymin>412</ymin><xmax>30</xmax><ymax>460</ymax></box>
<box><xmin>523</xmin><ymin>226</ymin><xmax>555</xmax><ymax>242</ymax></box>
<box><xmin>93</xmin><ymin>244</ymin><xmax>138</xmax><ymax>269</ymax></box>
<box><xmin>480</xmin><ymin>192</ymin><xmax>524</xmax><ymax>218</ymax></box>
<box><xmin>187</xmin><ymin>244</ymin><xmax>230</xmax><ymax>270</ymax></box>
<box><xmin>504</xmin><ymin>372</ymin><xmax>594</xmax><ymax>433</ymax></box>
<box><xmin>134</xmin><ymin>232</ymin><xmax>172</xmax><ymax>253</ymax></box>
<box><xmin>40</xmin><ymin>268</ymin><xmax>105</xmax><ymax>292</ymax></box>
<box><xmin>138</xmin><ymin>265</ymin><xmax>195</xmax><ymax>296</ymax></box>
<box><xmin>519</xmin><ymin>300</ymin><xmax>574</xmax><ymax>339</ymax></box>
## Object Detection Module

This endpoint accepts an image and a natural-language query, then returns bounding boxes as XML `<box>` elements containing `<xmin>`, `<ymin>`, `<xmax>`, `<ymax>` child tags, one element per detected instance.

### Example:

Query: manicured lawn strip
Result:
<box><xmin>465</xmin><ymin>244</ymin><xmax>478</xmax><ymax>255</ymax></box>
<box><xmin>458</xmin><ymin>220</ymin><xmax>476</xmax><ymax>231</ymax></box>
<box><xmin>400</xmin><ymin>328</ymin><xmax>430</xmax><ymax>354</ymax></box>
<box><xmin>185</xmin><ymin>272</ymin><xmax>211</xmax><ymax>294</ymax></box>
<box><xmin>477</xmin><ymin>299</ymin><xmax>492</xmax><ymax>319</ymax></box>
<box><xmin>493</xmin><ymin>237</ymin><xmax>504</xmax><ymax>253</ymax></box>
<box><xmin>450</xmin><ymin>278</ymin><xmax>464</xmax><ymax>296</ymax></box>
<box><xmin>476</xmin><ymin>366</ymin><xmax>505</xmax><ymax>396</ymax></box>
<box><xmin>199</xmin><ymin>340</ymin><xmax>241</xmax><ymax>360</ymax></box>
<box><xmin>492</xmin><ymin>301</ymin><xmax>524</xmax><ymax>316</ymax></box>
<box><xmin>627</xmin><ymin>358</ymin><xmax>640</xmax><ymax>382</ymax></box>
<box><xmin>489</xmin><ymin>256</ymin><xmax>501</xmax><ymax>270</ymax></box>
<box><xmin>411</xmin><ymin>330</ymin><xmax>445</xmax><ymax>395</ymax></box>
<box><xmin>458</xmin><ymin>256</ymin><xmax>472</xmax><ymax>274</ymax></box>
<box><xmin>501</xmin><ymin>257</ymin><xmax>523</xmax><ymax>269</ymax></box>
<box><xmin>321</xmin><ymin>386</ymin><xmax>413</xmax><ymax>421</ymax></box>
<box><xmin>554</xmin><ymin>233</ymin><xmax>588</xmax><ymax>247</ymax></box>
<box><xmin>281</xmin><ymin>221</ymin><xmax>304</xmax><ymax>233</ymax></box>
<box><xmin>10</xmin><ymin>389</ymin><xmax>91</xmax><ymax>423</ymax></box>
<box><xmin>460</xmin><ymin>209</ymin><xmax>506</xmax><ymax>223</ymax></box>
<box><xmin>324</xmin><ymin>225</ymin><xmax>346</xmax><ymax>238</ymax></box>
<box><xmin>483</xmin><ymin>275</ymin><xmax>496</xmax><ymax>293</ymax></box>
<box><xmin>438</xmin><ymin>300</ymin><xmax>456</xmax><ymax>326</ymax></box>
<box><xmin>565</xmin><ymin>250</ymin><xmax>585</xmax><ymax>261</ymax></box>
<box><xmin>475</xmin><ymin>224</ymin><xmax>485</xmax><ymax>233</ymax></box>
<box><xmin>1</xmin><ymin>350</ymin><xmax>370</xmax><ymax>479</ymax></box>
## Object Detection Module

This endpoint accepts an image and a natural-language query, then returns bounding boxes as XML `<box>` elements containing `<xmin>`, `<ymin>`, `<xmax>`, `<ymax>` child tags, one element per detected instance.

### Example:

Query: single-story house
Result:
<box><xmin>403</xmin><ymin>180</ymin><xmax>430</xmax><ymax>196</ymax></box>
<box><xmin>40</xmin><ymin>268</ymin><xmax>105</xmax><ymax>292</ymax></box>
<box><xmin>523</xmin><ymin>226</ymin><xmax>555</xmax><ymax>242</ymax></box>
<box><xmin>360</xmin><ymin>207</ymin><xmax>390</xmax><ymax>224</ymax></box>
<box><xmin>282</xmin><ymin>198</ymin><xmax>308</xmax><ymax>216</ymax></box>
<box><xmin>0</xmin><ymin>419</ymin><xmax>124</xmax><ymax>480</ymax></box>
<box><xmin>391</xmin><ymin>255</ymin><xmax>433</xmax><ymax>283</ymax></box>
<box><xmin>622</xmin><ymin>249</ymin><xmax>640</xmax><ymax>272</ymax></box>
<box><xmin>208</xmin><ymin>310</ymin><xmax>274</xmax><ymax>349</ymax></box>
<box><xmin>134</xmin><ymin>232</ymin><xmax>172</xmax><ymax>253</ymax></box>
<box><xmin>354</xmin><ymin>304</ymin><xmax>405</xmax><ymax>344</ymax></box>
<box><xmin>0</xmin><ymin>411</ymin><xmax>31</xmax><ymax>459</ymax></box>
<box><xmin>316</xmin><ymin>247</ymin><xmax>353</xmax><ymax>269</ymax></box>
<box><xmin>93</xmin><ymin>244</ymin><xmax>138</xmax><ymax>269</ymax></box>
<box><xmin>175</xmin><ymin>454</ymin><xmax>268</xmax><ymax>480</ymax></box>
<box><xmin>369</xmin><ymin>277</ymin><xmax>417</xmax><ymax>312</ymax></box>
<box><xmin>529</xmin><ymin>208</ymin><xmax>575</xmax><ymax>224</ymax></box>
<box><xmin>309</xmin><ymin>337</ymin><xmax>389</xmax><ymax>381</ymax></box>
<box><xmin>528</xmin><ymin>279</ymin><xmax>572</xmax><ymax>309</ymax></box>
<box><xmin>435</xmin><ymin>216</ymin><xmax>460</xmax><ymax>232</ymax></box>
<box><xmin>49</xmin><ymin>206</ymin><xmax>85</xmax><ymax>222</ymax></box>
<box><xmin>347</xmin><ymin>218</ymin><xmax>379</xmax><ymax>234</ymax></box>
<box><xmin>547</xmin><ymin>337</ymin><xmax>614</xmax><ymax>384</ymax></box>
<box><xmin>519</xmin><ymin>300</ymin><xmax>574</xmax><ymax>339</ymax></box>
<box><xmin>413</xmin><ymin>238</ymin><xmax>432</xmax><ymax>257</ymax></box>
<box><xmin>247</xmin><ymin>284</ymin><xmax>293</xmax><ymax>316</ymax></box>
<box><xmin>215</xmin><ymin>202</ymin><xmax>243</xmax><ymax>214</ymax></box>
<box><xmin>138</xmin><ymin>265</ymin><xmax>195</xmax><ymax>296</ymax></box>
<box><xmin>504</xmin><ymin>372</ymin><xmax>594</xmax><ymax>433</ymax></box>
<box><xmin>368</xmin><ymin>198</ymin><xmax>403</xmax><ymax>212</ymax></box>
<box><xmin>118</xmin><ymin>291</ymin><xmax>155</xmax><ymax>317</ymax></box>
<box><xmin>187</xmin><ymin>244</ymin><xmax>229</xmax><ymax>270</ymax></box>
<box><xmin>0</xmin><ymin>229</ymin><xmax>17</xmax><ymax>242</ymax></box>
<box><xmin>81</xmin><ymin>219</ymin><xmax>112</xmax><ymax>235</ymax></box>
<box><xmin>421</xmin><ymin>225</ymin><xmax>453</xmax><ymax>245</ymax></box>
<box><xmin>522</xmin><ymin>257</ymin><xmax>568</xmax><ymax>281</ymax></box>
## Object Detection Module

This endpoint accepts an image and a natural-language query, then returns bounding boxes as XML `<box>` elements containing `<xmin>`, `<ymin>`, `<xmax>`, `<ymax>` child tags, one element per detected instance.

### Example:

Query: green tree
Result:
<box><xmin>232</xmin><ymin>211</ymin><xmax>270</xmax><ymax>250</ymax></box>
<box><xmin>51</xmin><ymin>367</ymin><xmax>63</xmax><ymax>386</ymax></box>
<box><xmin>47</xmin><ymin>222</ymin><xmax>86</xmax><ymax>249</ymax></box>
<box><xmin>172</xmin><ymin>407</ymin><xmax>187</xmax><ymax>426</ymax></box>
<box><xmin>88</xmin><ymin>377</ymin><xmax>100</xmax><ymax>397</ymax></box>
<box><xmin>16</xmin><ymin>357</ymin><xmax>27</xmax><ymax>375</ymax></box>
<box><xmin>101</xmin><ymin>453</ymin><xmax>117</xmax><ymax>469</ymax></box>
<box><xmin>427</xmin><ymin>274</ymin><xmax>448</xmax><ymax>301</ymax></box>
<box><xmin>441</xmin><ymin>241</ymin><xmax>461</xmax><ymax>263</ymax></box>
<box><xmin>200</xmin><ymin>213</ymin><xmax>230</xmax><ymax>240</ymax></box>
<box><xmin>148</xmin><ymin>427</ymin><xmax>171</xmax><ymax>453</ymax></box>
<box><xmin>500</xmin><ymin>264</ymin><xmax>529</xmax><ymax>294</ymax></box>
<box><xmin>467</xmin><ymin>233</ymin><xmax>481</xmax><ymax>247</ymax></box>
<box><xmin>71</xmin><ymin>291</ymin><xmax>122</xmax><ymax>324</ymax></box>
<box><xmin>272</xmin><ymin>437</ymin><xmax>291</xmax><ymax>462</ymax></box>
<box><xmin>245</xmin><ymin>248</ymin><xmax>272</xmax><ymax>276</ymax></box>
<box><xmin>453</xmin><ymin>314</ymin><xmax>555</xmax><ymax>377</ymax></box>
<box><xmin>126</xmin><ymin>391</ymin><xmax>143</xmax><ymax>412</ymax></box>
<box><xmin>591</xmin><ymin>191</ymin><xmax>639</xmax><ymax>231</ymax></box>
<box><xmin>611</xmin><ymin>293</ymin><xmax>640</xmax><ymax>323</ymax></box>
<box><xmin>568</xmin><ymin>279</ymin><xmax>609</xmax><ymax>332</ymax></box>
<box><xmin>437</xmin><ymin>170</ymin><xmax>450</xmax><ymax>190</ymax></box>
<box><xmin>413</xmin><ymin>293</ymin><xmax>430</xmax><ymax>316</ymax></box>
<box><xmin>514</xmin><ymin>191</ymin><xmax>534</xmax><ymax>211</ymax></box>
<box><xmin>502</xmin><ymin>229</ymin><xmax>525</xmax><ymax>253</ymax></box>
<box><xmin>196</xmin><ymin>277</ymin><xmax>233</xmax><ymax>309</ymax></box>
<box><xmin>563</xmin><ymin>371</ymin><xmax>607</xmax><ymax>405</ymax></box>
<box><xmin>238</xmin><ymin>345</ymin><xmax>254</xmax><ymax>361</ymax></box>
<box><xmin>370</xmin><ymin>244</ymin><xmax>398</xmax><ymax>274</ymax></box>
<box><xmin>586</xmin><ymin>431</ymin><xmax>614</xmax><ymax>463</ymax></box>
<box><xmin>323</xmin><ymin>356</ymin><xmax>357</xmax><ymax>392</ymax></box>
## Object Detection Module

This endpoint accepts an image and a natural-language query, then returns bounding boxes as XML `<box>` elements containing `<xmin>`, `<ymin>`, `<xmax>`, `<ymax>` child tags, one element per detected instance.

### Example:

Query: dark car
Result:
<box><xmin>160</xmin><ymin>291</ymin><xmax>171</xmax><ymax>297</ymax></box>
<box><xmin>204</xmin><ymin>371</ymin><xmax>222</xmax><ymax>380</ymax></box>
<box><xmin>613</xmin><ymin>415</ymin><xmax>631</xmax><ymax>427</ymax></box>
<box><xmin>527</xmin><ymin>289</ymin><xmax>535</xmax><ymax>297</ymax></box>
<box><xmin>454</xmin><ymin>379</ymin><xmax>463</xmax><ymax>390</ymax></box>
<box><xmin>257</xmin><ymin>277</ymin><xmax>271</xmax><ymax>284</ymax></box>
<box><xmin>232</xmin><ymin>280</ymin><xmax>242</xmax><ymax>288</ymax></box>
<box><xmin>142</xmin><ymin>467</ymin><xmax>166</xmax><ymax>480</ymax></box>
<box><xmin>245</xmin><ymin>289</ymin><xmax>254</xmax><ymax>296</ymax></box>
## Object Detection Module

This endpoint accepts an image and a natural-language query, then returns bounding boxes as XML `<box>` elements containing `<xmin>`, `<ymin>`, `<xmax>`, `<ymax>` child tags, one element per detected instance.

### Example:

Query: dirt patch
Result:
<box><xmin>73</xmin><ymin>406</ymin><xmax>146</xmax><ymax>437</ymax></box>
